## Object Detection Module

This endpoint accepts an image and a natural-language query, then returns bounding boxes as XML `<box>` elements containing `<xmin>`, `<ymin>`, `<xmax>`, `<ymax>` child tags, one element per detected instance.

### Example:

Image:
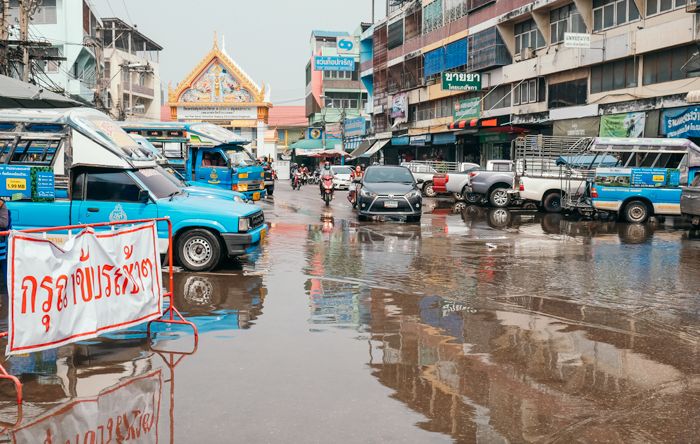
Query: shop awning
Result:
<box><xmin>0</xmin><ymin>74</ymin><xmax>83</xmax><ymax>108</ymax></box>
<box><xmin>289</xmin><ymin>139</ymin><xmax>341</xmax><ymax>151</ymax></box>
<box><xmin>348</xmin><ymin>139</ymin><xmax>375</xmax><ymax>157</ymax></box>
<box><xmin>687</xmin><ymin>91</ymin><xmax>700</xmax><ymax>103</ymax></box>
<box><xmin>305</xmin><ymin>147</ymin><xmax>351</xmax><ymax>158</ymax></box>
<box><xmin>359</xmin><ymin>139</ymin><xmax>390</xmax><ymax>158</ymax></box>
<box><xmin>447</xmin><ymin>115</ymin><xmax>511</xmax><ymax>131</ymax></box>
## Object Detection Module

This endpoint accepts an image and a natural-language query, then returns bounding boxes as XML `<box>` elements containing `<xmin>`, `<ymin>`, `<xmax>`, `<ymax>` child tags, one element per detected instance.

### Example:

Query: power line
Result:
<box><xmin>121</xmin><ymin>0</ymin><xmax>133</xmax><ymax>25</ymax></box>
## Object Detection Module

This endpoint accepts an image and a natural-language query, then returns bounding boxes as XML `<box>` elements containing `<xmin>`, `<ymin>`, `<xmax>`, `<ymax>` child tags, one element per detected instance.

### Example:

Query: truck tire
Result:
<box><xmin>489</xmin><ymin>187</ymin><xmax>511</xmax><ymax>208</ymax></box>
<box><xmin>465</xmin><ymin>193</ymin><xmax>481</xmax><ymax>203</ymax></box>
<box><xmin>423</xmin><ymin>181</ymin><xmax>437</xmax><ymax>197</ymax></box>
<box><xmin>453</xmin><ymin>191</ymin><xmax>466</xmax><ymax>201</ymax></box>
<box><xmin>543</xmin><ymin>192</ymin><xmax>562</xmax><ymax>213</ymax></box>
<box><xmin>267</xmin><ymin>187</ymin><xmax>274</xmax><ymax>196</ymax></box>
<box><xmin>624</xmin><ymin>200</ymin><xmax>649</xmax><ymax>223</ymax></box>
<box><xmin>177</xmin><ymin>229</ymin><xmax>222</xmax><ymax>272</ymax></box>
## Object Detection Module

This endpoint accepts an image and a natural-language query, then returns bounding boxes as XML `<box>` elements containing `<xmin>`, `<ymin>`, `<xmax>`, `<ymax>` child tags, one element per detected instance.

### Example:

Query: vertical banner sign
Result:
<box><xmin>441</xmin><ymin>72</ymin><xmax>482</xmax><ymax>91</ymax></box>
<box><xmin>11</xmin><ymin>370</ymin><xmax>162</xmax><ymax>443</ymax></box>
<box><xmin>7</xmin><ymin>222</ymin><xmax>163</xmax><ymax>355</ymax></box>
<box><xmin>391</xmin><ymin>93</ymin><xmax>408</xmax><ymax>118</ymax></box>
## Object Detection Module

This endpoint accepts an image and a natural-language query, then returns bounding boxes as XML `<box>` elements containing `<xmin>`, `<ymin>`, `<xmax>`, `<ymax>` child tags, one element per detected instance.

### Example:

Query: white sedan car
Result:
<box><xmin>331</xmin><ymin>166</ymin><xmax>353</xmax><ymax>189</ymax></box>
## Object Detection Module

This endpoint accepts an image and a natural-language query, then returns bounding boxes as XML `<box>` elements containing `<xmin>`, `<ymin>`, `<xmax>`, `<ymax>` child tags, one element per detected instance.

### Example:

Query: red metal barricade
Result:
<box><xmin>0</xmin><ymin>217</ymin><xmax>198</xmax><ymax>404</ymax></box>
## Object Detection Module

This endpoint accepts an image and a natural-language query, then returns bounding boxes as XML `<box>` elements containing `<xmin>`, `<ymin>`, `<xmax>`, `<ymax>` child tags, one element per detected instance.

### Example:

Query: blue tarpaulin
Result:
<box><xmin>556</xmin><ymin>155</ymin><xmax>620</xmax><ymax>167</ymax></box>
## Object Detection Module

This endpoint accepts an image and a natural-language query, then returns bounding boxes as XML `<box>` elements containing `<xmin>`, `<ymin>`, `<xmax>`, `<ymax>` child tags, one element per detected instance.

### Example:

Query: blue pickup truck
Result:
<box><xmin>119</xmin><ymin>122</ymin><xmax>271</xmax><ymax>198</ymax></box>
<box><xmin>0</xmin><ymin>108</ymin><xmax>266</xmax><ymax>272</ymax></box>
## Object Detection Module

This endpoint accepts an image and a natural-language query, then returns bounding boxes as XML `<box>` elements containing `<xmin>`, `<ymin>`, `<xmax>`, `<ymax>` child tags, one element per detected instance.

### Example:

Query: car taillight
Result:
<box><xmin>470</xmin><ymin>172</ymin><xmax>479</xmax><ymax>178</ymax></box>
<box><xmin>445</xmin><ymin>174</ymin><xmax>449</xmax><ymax>183</ymax></box>
<box><xmin>591</xmin><ymin>187</ymin><xmax>598</xmax><ymax>198</ymax></box>
<box><xmin>519</xmin><ymin>180</ymin><xmax>524</xmax><ymax>192</ymax></box>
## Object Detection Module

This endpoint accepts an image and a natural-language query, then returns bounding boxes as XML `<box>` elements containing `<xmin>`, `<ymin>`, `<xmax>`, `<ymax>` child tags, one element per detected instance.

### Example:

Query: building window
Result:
<box><xmin>436</xmin><ymin>97</ymin><xmax>452</xmax><ymax>118</ymax></box>
<box><xmin>484</xmin><ymin>85</ymin><xmax>512</xmax><ymax>110</ymax></box>
<box><xmin>548</xmin><ymin>79</ymin><xmax>587</xmax><ymax>109</ymax></box>
<box><xmin>423</xmin><ymin>0</ymin><xmax>443</xmax><ymax>35</ymax></box>
<box><xmin>104</xmin><ymin>61</ymin><xmax>110</xmax><ymax>79</ymax></box>
<box><xmin>31</xmin><ymin>0</ymin><xmax>57</xmax><ymax>24</ymax></box>
<box><xmin>646</xmin><ymin>0</ymin><xmax>685</xmax><ymax>16</ymax></box>
<box><xmin>550</xmin><ymin>4</ymin><xmax>587</xmax><ymax>45</ymax></box>
<box><xmin>306</xmin><ymin>64</ymin><xmax>312</xmax><ymax>86</ymax></box>
<box><xmin>410</xmin><ymin>101</ymin><xmax>435</xmax><ymax>121</ymax></box>
<box><xmin>324</xmin><ymin>70</ymin><xmax>352</xmax><ymax>80</ymax></box>
<box><xmin>591</xmin><ymin>58</ymin><xmax>638</xmax><ymax>93</ymax></box>
<box><xmin>445</xmin><ymin>0</ymin><xmax>467</xmax><ymax>24</ymax></box>
<box><xmin>361</xmin><ymin>92</ymin><xmax>368</xmax><ymax>109</ymax></box>
<box><xmin>643</xmin><ymin>44</ymin><xmax>699</xmax><ymax>85</ymax></box>
<box><xmin>593</xmin><ymin>0</ymin><xmax>640</xmax><ymax>31</ymax></box>
<box><xmin>325</xmin><ymin>93</ymin><xmax>359</xmax><ymax>109</ymax></box>
<box><xmin>388</xmin><ymin>20</ymin><xmax>404</xmax><ymax>50</ymax></box>
<box><xmin>513</xmin><ymin>78</ymin><xmax>546</xmax><ymax>105</ymax></box>
<box><xmin>123</xmin><ymin>68</ymin><xmax>130</xmax><ymax>83</ymax></box>
<box><xmin>514</xmin><ymin>19</ymin><xmax>545</xmax><ymax>56</ymax></box>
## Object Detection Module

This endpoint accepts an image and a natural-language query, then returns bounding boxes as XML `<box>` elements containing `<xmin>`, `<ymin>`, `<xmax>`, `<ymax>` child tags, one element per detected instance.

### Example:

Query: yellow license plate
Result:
<box><xmin>260</xmin><ymin>227</ymin><xmax>266</xmax><ymax>242</ymax></box>
<box><xmin>239</xmin><ymin>184</ymin><xmax>248</xmax><ymax>191</ymax></box>
<box><xmin>253</xmin><ymin>192</ymin><xmax>260</xmax><ymax>200</ymax></box>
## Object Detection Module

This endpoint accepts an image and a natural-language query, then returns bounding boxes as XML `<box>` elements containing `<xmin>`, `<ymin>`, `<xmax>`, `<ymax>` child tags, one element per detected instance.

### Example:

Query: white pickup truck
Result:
<box><xmin>513</xmin><ymin>157</ymin><xmax>588</xmax><ymax>212</ymax></box>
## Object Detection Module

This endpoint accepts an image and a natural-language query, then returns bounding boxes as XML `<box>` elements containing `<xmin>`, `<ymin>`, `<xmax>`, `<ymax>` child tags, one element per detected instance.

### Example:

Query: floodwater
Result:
<box><xmin>1</xmin><ymin>184</ymin><xmax>700</xmax><ymax>443</ymax></box>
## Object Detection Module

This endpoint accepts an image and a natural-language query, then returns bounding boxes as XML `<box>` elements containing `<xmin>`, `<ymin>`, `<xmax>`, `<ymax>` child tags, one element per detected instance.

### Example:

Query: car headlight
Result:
<box><xmin>360</xmin><ymin>189</ymin><xmax>375</xmax><ymax>198</ymax></box>
<box><xmin>405</xmin><ymin>190</ymin><xmax>421</xmax><ymax>198</ymax></box>
<box><xmin>239</xmin><ymin>217</ymin><xmax>251</xmax><ymax>232</ymax></box>
<box><xmin>233</xmin><ymin>195</ymin><xmax>245</xmax><ymax>203</ymax></box>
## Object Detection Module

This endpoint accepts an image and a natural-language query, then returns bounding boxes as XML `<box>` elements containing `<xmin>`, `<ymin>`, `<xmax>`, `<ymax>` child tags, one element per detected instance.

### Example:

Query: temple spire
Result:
<box><xmin>213</xmin><ymin>31</ymin><xmax>218</xmax><ymax>49</ymax></box>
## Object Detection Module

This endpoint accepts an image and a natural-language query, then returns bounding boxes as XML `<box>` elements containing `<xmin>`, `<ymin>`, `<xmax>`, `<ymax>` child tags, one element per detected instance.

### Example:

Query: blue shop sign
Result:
<box><xmin>344</xmin><ymin>117</ymin><xmax>366</xmax><ymax>137</ymax></box>
<box><xmin>0</xmin><ymin>165</ymin><xmax>54</xmax><ymax>202</ymax></box>
<box><xmin>392</xmin><ymin>136</ymin><xmax>409</xmax><ymax>145</ymax></box>
<box><xmin>313</xmin><ymin>56</ymin><xmax>355</xmax><ymax>72</ymax></box>
<box><xmin>662</xmin><ymin>106</ymin><xmax>700</xmax><ymax>138</ymax></box>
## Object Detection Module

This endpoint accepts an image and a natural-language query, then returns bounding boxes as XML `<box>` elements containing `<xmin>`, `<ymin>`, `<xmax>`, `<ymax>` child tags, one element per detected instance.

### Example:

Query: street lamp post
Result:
<box><xmin>319</xmin><ymin>94</ymin><xmax>329</xmax><ymax>151</ymax></box>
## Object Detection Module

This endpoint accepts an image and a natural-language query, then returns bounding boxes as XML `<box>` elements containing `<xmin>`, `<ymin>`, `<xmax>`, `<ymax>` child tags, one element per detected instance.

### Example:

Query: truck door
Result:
<box><xmin>196</xmin><ymin>150</ymin><xmax>231</xmax><ymax>190</ymax></box>
<box><xmin>76</xmin><ymin>170</ymin><xmax>158</xmax><ymax>228</ymax></box>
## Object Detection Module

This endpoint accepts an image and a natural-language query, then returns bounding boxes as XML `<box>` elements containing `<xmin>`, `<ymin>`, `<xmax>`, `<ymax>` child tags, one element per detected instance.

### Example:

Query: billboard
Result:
<box><xmin>344</xmin><ymin>117</ymin><xmax>366</xmax><ymax>137</ymax></box>
<box><xmin>313</xmin><ymin>56</ymin><xmax>355</xmax><ymax>71</ymax></box>
<box><xmin>391</xmin><ymin>93</ymin><xmax>407</xmax><ymax>118</ymax></box>
<box><xmin>600</xmin><ymin>112</ymin><xmax>645</xmax><ymax>138</ymax></box>
<box><xmin>453</xmin><ymin>98</ymin><xmax>481</xmax><ymax>121</ymax></box>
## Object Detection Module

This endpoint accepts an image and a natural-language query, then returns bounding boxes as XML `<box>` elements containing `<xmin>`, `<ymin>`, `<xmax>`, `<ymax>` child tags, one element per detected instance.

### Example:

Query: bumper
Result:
<box><xmin>334</xmin><ymin>182</ymin><xmax>350</xmax><ymax>189</ymax></box>
<box><xmin>242</xmin><ymin>189</ymin><xmax>267</xmax><ymax>201</ymax></box>
<box><xmin>358</xmin><ymin>196</ymin><xmax>422</xmax><ymax>217</ymax></box>
<box><xmin>221</xmin><ymin>224</ymin><xmax>267</xmax><ymax>256</ymax></box>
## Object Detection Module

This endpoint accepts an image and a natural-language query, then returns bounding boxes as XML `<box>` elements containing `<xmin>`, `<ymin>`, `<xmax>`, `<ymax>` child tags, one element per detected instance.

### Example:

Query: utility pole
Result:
<box><xmin>0</xmin><ymin>0</ymin><xmax>7</xmax><ymax>76</ymax></box>
<box><xmin>93</xmin><ymin>26</ymin><xmax>104</xmax><ymax>112</ymax></box>
<box><xmin>321</xmin><ymin>92</ymin><xmax>327</xmax><ymax>151</ymax></box>
<box><xmin>372</xmin><ymin>0</ymin><xmax>375</xmax><ymax>23</ymax></box>
<box><xmin>341</xmin><ymin>107</ymin><xmax>346</xmax><ymax>165</ymax></box>
<box><xmin>19</xmin><ymin>0</ymin><xmax>30</xmax><ymax>82</ymax></box>
<box><xmin>385</xmin><ymin>0</ymin><xmax>388</xmax><ymax>17</ymax></box>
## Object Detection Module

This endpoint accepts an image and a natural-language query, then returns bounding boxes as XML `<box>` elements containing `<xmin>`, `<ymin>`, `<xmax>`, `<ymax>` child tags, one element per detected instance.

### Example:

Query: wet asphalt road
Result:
<box><xmin>2</xmin><ymin>181</ymin><xmax>700</xmax><ymax>442</ymax></box>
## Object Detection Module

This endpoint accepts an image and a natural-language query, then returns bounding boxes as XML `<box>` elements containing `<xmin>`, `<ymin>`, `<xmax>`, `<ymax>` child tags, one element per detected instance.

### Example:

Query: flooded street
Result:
<box><xmin>2</xmin><ymin>183</ymin><xmax>700</xmax><ymax>443</ymax></box>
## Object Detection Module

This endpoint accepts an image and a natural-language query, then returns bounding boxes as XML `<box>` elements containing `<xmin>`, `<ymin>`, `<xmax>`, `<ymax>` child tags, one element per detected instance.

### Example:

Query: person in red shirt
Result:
<box><xmin>349</xmin><ymin>164</ymin><xmax>364</xmax><ymax>204</ymax></box>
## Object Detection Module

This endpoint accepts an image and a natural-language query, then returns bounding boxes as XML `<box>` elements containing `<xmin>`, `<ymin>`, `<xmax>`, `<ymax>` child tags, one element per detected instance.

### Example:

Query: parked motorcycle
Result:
<box><xmin>348</xmin><ymin>177</ymin><xmax>362</xmax><ymax>209</ymax></box>
<box><xmin>292</xmin><ymin>171</ymin><xmax>303</xmax><ymax>190</ymax></box>
<box><xmin>321</xmin><ymin>175</ymin><xmax>334</xmax><ymax>205</ymax></box>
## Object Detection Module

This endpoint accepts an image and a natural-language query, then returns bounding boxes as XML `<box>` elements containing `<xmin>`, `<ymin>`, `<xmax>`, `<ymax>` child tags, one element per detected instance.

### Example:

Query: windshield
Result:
<box><xmin>133</xmin><ymin>168</ymin><xmax>183</xmax><ymax>198</ymax></box>
<box><xmin>332</xmin><ymin>166</ymin><xmax>352</xmax><ymax>175</ymax></box>
<box><xmin>156</xmin><ymin>166</ymin><xmax>188</xmax><ymax>188</ymax></box>
<box><xmin>190</xmin><ymin>123</ymin><xmax>244</xmax><ymax>144</ymax></box>
<box><xmin>226</xmin><ymin>149</ymin><xmax>256</xmax><ymax>167</ymax></box>
<box><xmin>364</xmin><ymin>167</ymin><xmax>414</xmax><ymax>184</ymax></box>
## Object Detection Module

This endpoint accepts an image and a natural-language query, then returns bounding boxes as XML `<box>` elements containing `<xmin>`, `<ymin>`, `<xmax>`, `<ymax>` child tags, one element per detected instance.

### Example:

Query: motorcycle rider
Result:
<box><xmin>300</xmin><ymin>164</ymin><xmax>310</xmax><ymax>185</ymax></box>
<box><xmin>349</xmin><ymin>164</ymin><xmax>364</xmax><ymax>204</ymax></box>
<box><xmin>291</xmin><ymin>163</ymin><xmax>301</xmax><ymax>188</ymax></box>
<box><xmin>319</xmin><ymin>161</ymin><xmax>334</xmax><ymax>199</ymax></box>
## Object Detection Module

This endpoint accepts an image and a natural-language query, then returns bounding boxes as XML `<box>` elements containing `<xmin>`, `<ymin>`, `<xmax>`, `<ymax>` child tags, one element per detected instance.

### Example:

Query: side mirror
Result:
<box><xmin>138</xmin><ymin>189</ymin><xmax>150</xmax><ymax>202</ymax></box>
<box><xmin>416</xmin><ymin>178</ymin><xmax>425</xmax><ymax>184</ymax></box>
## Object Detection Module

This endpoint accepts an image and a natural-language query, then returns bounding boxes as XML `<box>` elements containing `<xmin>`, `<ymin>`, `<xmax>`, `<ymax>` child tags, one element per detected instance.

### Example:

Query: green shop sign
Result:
<box><xmin>453</xmin><ymin>98</ymin><xmax>481</xmax><ymax>121</ymax></box>
<box><xmin>479</xmin><ymin>133</ymin><xmax>507</xmax><ymax>143</ymax></box>
<box><xmin>442</xmin><ymin>72</ymin><xmax>482</xmax><ymax>91</ymax></box>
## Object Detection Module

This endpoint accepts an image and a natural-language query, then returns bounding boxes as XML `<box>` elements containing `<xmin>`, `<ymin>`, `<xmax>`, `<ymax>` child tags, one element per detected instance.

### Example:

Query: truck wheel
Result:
<box><xmin>465</xmin><ymin>193</ymin><xmax>481</xmax><ymax>203</ymax></box>
<box><xmin>453</xmin><ymin>191</ymin><xmax>466</xmax><ymax>201</ymax></box>
<box><xmin>177</xmin><ymin>229</ymin><xmax>222</xmax><ymax>272</ymax></box>
<box><xmin>267</xmin><ymin>187</ymin><xmax>274</xmax><ymax>196</ymax></box>
<box><xmin>543</xmin><ymin>192</ymin><xmax>562</xmax><ymax>213</ymax></box>
<box><xmin>625</xmin><ymin>200</ymin><xmax>648</xmax><ymax>223</ymax></box>
<box><xmin>489</xmin><ymin>187</ymin><xmax>511</xmax><ymax>208</ymax></box>
<box><xmin>423</xmin><ymin>182</ymin><xmax>437</xmax><ymax>197</ymax></box>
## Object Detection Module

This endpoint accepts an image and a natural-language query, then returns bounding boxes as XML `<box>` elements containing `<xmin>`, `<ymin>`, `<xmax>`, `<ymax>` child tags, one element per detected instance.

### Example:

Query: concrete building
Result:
<box><xmin>101</xmin><ymin>18</ymin><xmax>162</xmax><ymax>122</ymax></box>
<box><xmin>8</xmin><ymin>0</ymin><xmax>102</xmax><ymax>103</ymax></box>
<box><xmin>305</xmin><ymin>27</ymin><xmax>371</xmax><ymax>152</ymax></box>
<box><xmin>362</xmin><ymin>0</ymin><xmax>700</xmax><ymax>165</ymax></box>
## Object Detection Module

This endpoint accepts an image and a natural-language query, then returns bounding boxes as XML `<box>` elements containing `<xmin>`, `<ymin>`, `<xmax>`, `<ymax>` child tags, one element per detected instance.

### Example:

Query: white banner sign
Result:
<box><xmin>177</xmin><ymin>106</ymin><xmax>257</xmax><ymax>120</ymax></box>
<box><xmin>12</xmin><ymin>370</ymin><xmax>162</xmax><ymax>443</ymax></box>
<box><xmin>564</xmin><ymin>33</ymin><xmax>591</xmax><ymax>48</ymax></box>
<box><xmin>7</xmin><ymin>223</ymin><xmax>163</xmax><ymax>355</ymax></box>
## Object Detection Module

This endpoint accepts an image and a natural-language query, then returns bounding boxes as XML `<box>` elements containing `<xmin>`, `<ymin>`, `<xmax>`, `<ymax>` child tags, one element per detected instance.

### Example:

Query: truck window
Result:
<box><xmin>201</xmin><ymin>152</ymin><xmax>227</xmax><ymax>168</ymax></box>
<box><xmin>492</xmin><ymin>163</ymin><xmax>511</xmax><ymax>172</ymax></box>
<box><xmin>72</xmin><ymin>172</ymin><xmax>85</xmax><ymax>200</ymax></box>
<box><xmin>133</xmin><ymin>168</ymin><xmax>182</xmax><ymax>198</ymax></box>
<box><xmin>86</xmin><ymin>172</ymin><xmax>142</xmax><ymax>202</ymax></box>
<box><xmin>226</xmin><ymin>150</ymin><xmax>256</xmax><ymax>167</ymax></box>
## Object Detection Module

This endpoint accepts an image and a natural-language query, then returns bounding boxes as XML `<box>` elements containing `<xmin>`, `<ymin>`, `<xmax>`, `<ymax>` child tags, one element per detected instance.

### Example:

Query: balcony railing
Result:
<box><xmin>124</xmin><ymin>83</ymin><xmax>155</xmax><ymax>97</ymax></box>
<box><xmin>468</xmin><ymin>0</ymin><xmax>496</xmax><ymax>11</ymax></box>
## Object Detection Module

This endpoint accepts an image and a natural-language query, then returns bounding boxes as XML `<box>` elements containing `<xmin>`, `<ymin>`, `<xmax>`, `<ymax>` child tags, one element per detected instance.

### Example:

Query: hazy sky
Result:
<box><xmin>89</xmin><ymin>0</ymin><xmax>386</xmax><ymax>106</ymax></box>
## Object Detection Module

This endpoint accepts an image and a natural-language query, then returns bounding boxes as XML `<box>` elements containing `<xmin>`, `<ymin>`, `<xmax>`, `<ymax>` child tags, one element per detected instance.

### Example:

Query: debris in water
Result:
<box><xmin>486</xmin><ymin>243</ymin><xmax>497</xmax><ymax>250</ymax></box>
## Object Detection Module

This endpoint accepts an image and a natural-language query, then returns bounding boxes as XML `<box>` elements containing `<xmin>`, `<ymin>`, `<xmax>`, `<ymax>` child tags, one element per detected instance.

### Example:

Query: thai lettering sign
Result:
<box><xmin>442</xmin><ymin>72</ymin><xmax>481</xmax><ymax>91</ymax></box>
<box><xmin>6</xmin><ymin>223</ymin><xmax>163</xmax><ymax>355</ymax></box>
<box><xmin>564</xmin><ymin>33</ymin><xmax>591</xmax><ymax>48</ymax></box>
<box><xmin>313</xmin><ymin>56</ymin><xmax>355</xmax><ymax>71</ymax></box>
<box><xmin>178</xmin><ymin>106</ymin><xmax>257</xmax><ymax>120</ymax></box>
<box><xmin>11</xmin><ymin>370</ymin><xmax>162</xmax><ymax>444</ymax></box>
<box><xmin>0</xmin><ymin>165</ymin><xmax>54</xmax><ymax>202</ymax></box>
<box><xmin>344</xmin><ymin>117</ymin><xmax>366</xmax><ymax>137</ymax></box>
<box><xmin>662</xmin><ymin>106</ymin><xmax>700</xmax><ymax>138</ymax></box>
<box><xmin>453</xmin><ymin>98</ymin><xmax>481</xmax><ymax>121</ymax></box>
<box><xmin>595</xmin><ymin>167</ymin><xmax>680</xmax><ymax>188</ymax></box>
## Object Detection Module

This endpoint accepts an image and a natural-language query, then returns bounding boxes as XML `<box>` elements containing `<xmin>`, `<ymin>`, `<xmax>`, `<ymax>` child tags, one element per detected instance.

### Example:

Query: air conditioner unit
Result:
<box><xmin>420</xmin><ymin>77</ymin><xmax>426</xmax><ymax>86</ymax></box>
<box><xmin>425</xmin><ymin>78</ymin><xmax>436</xmax><ymax>86</ymax></box>
<box><xmin>522</xmin><ymin>47</ymin><xmax>535</xmax><ymax>60</ymax></box>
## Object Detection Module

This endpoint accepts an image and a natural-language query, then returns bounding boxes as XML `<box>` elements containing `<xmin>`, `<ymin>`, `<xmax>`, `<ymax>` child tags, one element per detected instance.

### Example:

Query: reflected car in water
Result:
<box><xmin>357</xmin><ymin>166</ymin><xmax>424</xmax><ymax>222</ymax></box>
